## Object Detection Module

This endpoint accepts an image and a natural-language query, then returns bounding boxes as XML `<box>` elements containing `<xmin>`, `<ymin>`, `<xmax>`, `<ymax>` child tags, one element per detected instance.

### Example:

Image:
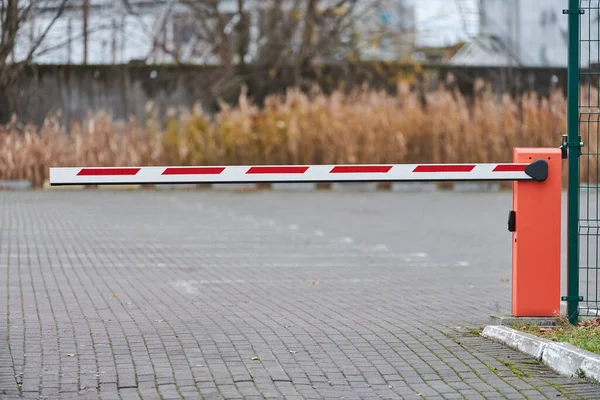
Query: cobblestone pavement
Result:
<box><xmin>0</xmin><ymin>190</ymin><xmax>598</xmax><ymax>400</ymax></box>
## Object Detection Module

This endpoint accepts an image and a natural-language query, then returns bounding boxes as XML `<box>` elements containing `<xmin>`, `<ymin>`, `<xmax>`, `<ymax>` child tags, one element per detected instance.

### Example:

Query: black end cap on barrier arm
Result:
<box><xmin>524</xmin><ymin>159</ymin><xmax>549</xmax><ymax>182</ymax></box>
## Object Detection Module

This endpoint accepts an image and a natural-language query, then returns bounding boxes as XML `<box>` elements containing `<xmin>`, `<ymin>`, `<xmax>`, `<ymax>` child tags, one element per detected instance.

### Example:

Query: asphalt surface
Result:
<box><xmin>0</xmin><ymin>189</ymin><xmax>598</xmax><ymax>399</ymax></box>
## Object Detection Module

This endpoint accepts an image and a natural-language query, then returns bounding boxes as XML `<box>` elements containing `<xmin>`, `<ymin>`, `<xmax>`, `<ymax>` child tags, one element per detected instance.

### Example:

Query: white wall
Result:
<box><xmin>516</xmin><ymin>0</ymin><xmax>569</xmax><ymax>67</ymax></box>
<box><xmin>479</xmin><ymin>0</ymin><xmax>597</xmax><ymax>67</ymax></box>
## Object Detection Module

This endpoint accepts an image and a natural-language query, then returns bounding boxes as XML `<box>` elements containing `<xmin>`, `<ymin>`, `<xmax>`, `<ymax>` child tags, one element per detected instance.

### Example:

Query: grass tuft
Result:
<box><xmin>512</xmin><ymin>317</ymin><xmax>600</xmax><ymax>355</ymax></box>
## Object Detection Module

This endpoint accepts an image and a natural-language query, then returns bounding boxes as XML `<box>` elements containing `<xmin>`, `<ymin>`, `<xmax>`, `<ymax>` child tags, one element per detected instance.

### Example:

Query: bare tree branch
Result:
<box><xmin>23</xmin><ymin>0</ymin><xmax>69</xmax><ymax>63</ymax></box>
<box><xmin>33</xmin><ymin>21</ymin><xmax>113</xmax><ymax>59</ymax></box>
<box><xmin>0</xmin><ymin>0</ymin><xmax>73</xmax><ymax>122</ymax></box>
<box><xmin>0</xmin><ymin>0</ymin><xmax>69</xmax><ymax>70</ymax></box>
<box><xmin>0</xmin><ymin>0</ymin><xmax>22</xmax><ymax>68</ymax></box>
<box><xmin>120</xmin><ymin>0</ymin><xmax>399</xmax><ymax>88</ymax></box>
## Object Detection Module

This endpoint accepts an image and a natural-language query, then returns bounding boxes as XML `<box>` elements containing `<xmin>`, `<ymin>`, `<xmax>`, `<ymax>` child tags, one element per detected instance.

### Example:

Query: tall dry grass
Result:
<box><xmin>0</xmin><ymin>81</ymin><xmax>594</xmax><ymax>188</ymax></box>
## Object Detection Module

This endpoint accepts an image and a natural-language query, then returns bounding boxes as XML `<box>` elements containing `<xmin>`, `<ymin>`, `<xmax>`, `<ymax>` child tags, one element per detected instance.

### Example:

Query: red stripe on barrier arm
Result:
<box><xmin>77</xmin><ymin>168</ymin><xmax>141</xmax><ymax>176</ymax></box>
<box><xmin>330</xmin><ymin>166</ymin><xmax>392</xmax><ymax>174</ymax></box>
<box><xmin>413</xmin><ymin>165</ymin><xmax>475</xmax><ymax>173</ymax></box>
<box><xmin>493</xmin><ymin>164</ymin><xmax>527</xmax><ymax>172</ymax></box>
<box><xmin>162</xmin><ymin>167</ymin><xmax>225</xmax><ymax>175</ymax></box>
<box><xmin>246</xmin><ymin>166</ymin><xmax>309</xmax><ymax>174</ymax></box>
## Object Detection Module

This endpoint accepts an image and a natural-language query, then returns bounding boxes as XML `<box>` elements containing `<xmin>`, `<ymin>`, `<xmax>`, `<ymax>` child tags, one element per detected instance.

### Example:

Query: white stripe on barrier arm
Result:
<box><xmin>49</xmin><ymin>160</ymin><xmax>549</xmax><ymax>186</ymax></box>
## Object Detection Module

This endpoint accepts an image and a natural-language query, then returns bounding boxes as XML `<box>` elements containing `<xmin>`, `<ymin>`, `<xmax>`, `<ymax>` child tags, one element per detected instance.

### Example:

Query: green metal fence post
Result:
<box><xmin>565</xmin><ymin>0</ymin><xmax>581</xmax><ymax>325</ymax></box>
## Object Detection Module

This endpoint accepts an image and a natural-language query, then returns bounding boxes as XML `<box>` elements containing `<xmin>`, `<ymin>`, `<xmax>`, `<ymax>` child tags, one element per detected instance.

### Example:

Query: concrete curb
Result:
<box><xmin>155</xmin><ymin>184</ymin><xmax>199</xmax><ymax>190</ymax></box>
<box><xmin>331</xmin><ymin>182</ymin><xmax>379</xmax><ymax>192</ymax></box>
<box><xmin>0</xmin><ymin>180</ymin><xmax>31</xmax><ymax>190</ymax></box>
<box><xmin>42</xmin><ymin>180</ymin><xmax>85</xmax><ymax>191</ymax></box>
<box><xmin>482</xmin><ymin>325</ymin><xmax>600</xmax><ymax>383</ymax></box>
<box><xmin>390</xmin><ymin>182</ymin><xmax>439</xmax><ymax>192</ymax></box>
<box><xmin>271</xmin><ymin>182</ymin><xmax>318</xmax><ymax>191</ymax></box>
<box><xmin>98</xmin><ymin>184</ymin><xmax>142</xmax><ymax>191</ymax></box>
<box><xmin>33</xmin><ymin>181</ymin><xmax>510</xmax><ymax>193</ymax></box>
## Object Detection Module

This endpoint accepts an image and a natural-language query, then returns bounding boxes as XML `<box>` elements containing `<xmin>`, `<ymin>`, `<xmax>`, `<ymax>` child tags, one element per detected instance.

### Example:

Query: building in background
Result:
<box><xmin>15</xmin><ymin>0</ymin><xmax>416</xmax><ymax>65</ymax></box>
<box><xmin>13</xmin><ymin>1</ymin><xmax>594</xmax><ymax>67</ymax></box>
<box><xmin>451</xmin><ymin>0</ymin><xmax>596</xmax><ymax>67</ymax></box>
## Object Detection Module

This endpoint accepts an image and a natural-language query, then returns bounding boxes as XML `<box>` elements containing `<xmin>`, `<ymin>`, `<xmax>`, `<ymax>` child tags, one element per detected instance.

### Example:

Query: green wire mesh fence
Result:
<box><xmin>577</xmin><ymin>0</ymin><xmax>600</xmax><ymax>318</ymax></box>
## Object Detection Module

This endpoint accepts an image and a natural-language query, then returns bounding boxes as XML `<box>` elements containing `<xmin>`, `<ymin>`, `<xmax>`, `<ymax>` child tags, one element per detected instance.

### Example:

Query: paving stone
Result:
<box><xmin>1</xmin><ymin>191</ymin><xmax>600</xmax><ymax>399</ymax></box>
<box><xmin>441</xmin><ymin>393</ymin><xmax>465</xmax><ymax>399</ymax></box>
<box><xmin>118</xmin><ymin>388</ymin><xmax>142</xmax><ymax>400</ymax></box>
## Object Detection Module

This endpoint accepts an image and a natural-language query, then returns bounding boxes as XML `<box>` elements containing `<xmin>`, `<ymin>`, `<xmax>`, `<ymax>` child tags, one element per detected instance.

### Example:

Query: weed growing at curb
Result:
<box><xmin>498</xmin><ymin>359</ymin><xmax>533</xmax><ymax>379</ymax></box>
<box><xmin>510</xmin><ymin>315</ymin><xmax>600</xmax><ymax>355</ymax></box>
<box><xmin>466</xmin><ymin>328</ymin><xmax>483</xmax><ymax>337</ymax></box>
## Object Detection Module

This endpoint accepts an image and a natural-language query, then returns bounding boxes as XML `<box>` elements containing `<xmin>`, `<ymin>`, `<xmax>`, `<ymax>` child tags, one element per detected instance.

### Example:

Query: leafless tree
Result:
<box><xmin>0</xmin><ymin>0</ymin><xmax>70</xmax><ymax>76</ymax></box>
<box><xmin>0</xmin><ymin>0</ymin><xmax>70</xmax><ymax>121</ymax></box>
<box><xmin>159</xmin><ymin>0</ymin><xmax>360</xmax><ymax>65</ymax></box>
<box><xmin>122</xmin><ymin>0</ymin><xmax>365</xmax><ymax>97</ymax></box>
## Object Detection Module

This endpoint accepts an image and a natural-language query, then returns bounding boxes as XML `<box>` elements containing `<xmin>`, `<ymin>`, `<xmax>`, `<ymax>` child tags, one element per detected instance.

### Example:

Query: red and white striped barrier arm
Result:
<box><xmin>49</xmin><ymin>160</ymin><xmax>548</xmax><ymax>185</ymax></box>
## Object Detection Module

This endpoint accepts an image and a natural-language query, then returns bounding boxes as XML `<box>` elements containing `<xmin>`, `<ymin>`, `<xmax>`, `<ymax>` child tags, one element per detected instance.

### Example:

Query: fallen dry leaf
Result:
<box><xmin>251</xmin><ymin>357</ymin><xmax>261</xmax><ymax>361</ymax></box>
<box><xmin>312</xmin><ymin>281</ymin><xmax>319</xmax><ymax>285</ymax></box>
<box><xmin>111</xmin><ymin>293</ymin><xmax>118</xmax><ymax>298</ymax></box>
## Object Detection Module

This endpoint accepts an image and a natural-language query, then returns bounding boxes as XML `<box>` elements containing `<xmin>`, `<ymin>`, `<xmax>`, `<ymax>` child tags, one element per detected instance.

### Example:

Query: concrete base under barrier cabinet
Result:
<box><xmin>489</xmin><ymin>314</ymin><xmax>558</xmax><ymax>327</ymax></box>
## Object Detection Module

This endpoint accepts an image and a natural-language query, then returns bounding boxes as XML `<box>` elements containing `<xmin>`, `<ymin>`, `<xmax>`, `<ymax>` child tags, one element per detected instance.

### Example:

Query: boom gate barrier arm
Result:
<box><xmin>49</xmin><ymin>147</ymin><xmax>562</xmax><ymax>317</ymax></box>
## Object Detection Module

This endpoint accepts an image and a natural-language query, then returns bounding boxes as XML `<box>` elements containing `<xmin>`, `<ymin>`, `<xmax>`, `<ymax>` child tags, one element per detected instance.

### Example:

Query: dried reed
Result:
<box><xmin>0</xmin><ymin>81</ymin><xmax>592</xmax><ymax>188</ymax></box>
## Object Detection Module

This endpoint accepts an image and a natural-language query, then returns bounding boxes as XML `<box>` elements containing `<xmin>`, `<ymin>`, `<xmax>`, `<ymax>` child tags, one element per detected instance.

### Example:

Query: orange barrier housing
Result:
<box><xmin>512</xmin><ymin>148</ymin><xmax>562</xmax><ymax>317</ymax></box>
